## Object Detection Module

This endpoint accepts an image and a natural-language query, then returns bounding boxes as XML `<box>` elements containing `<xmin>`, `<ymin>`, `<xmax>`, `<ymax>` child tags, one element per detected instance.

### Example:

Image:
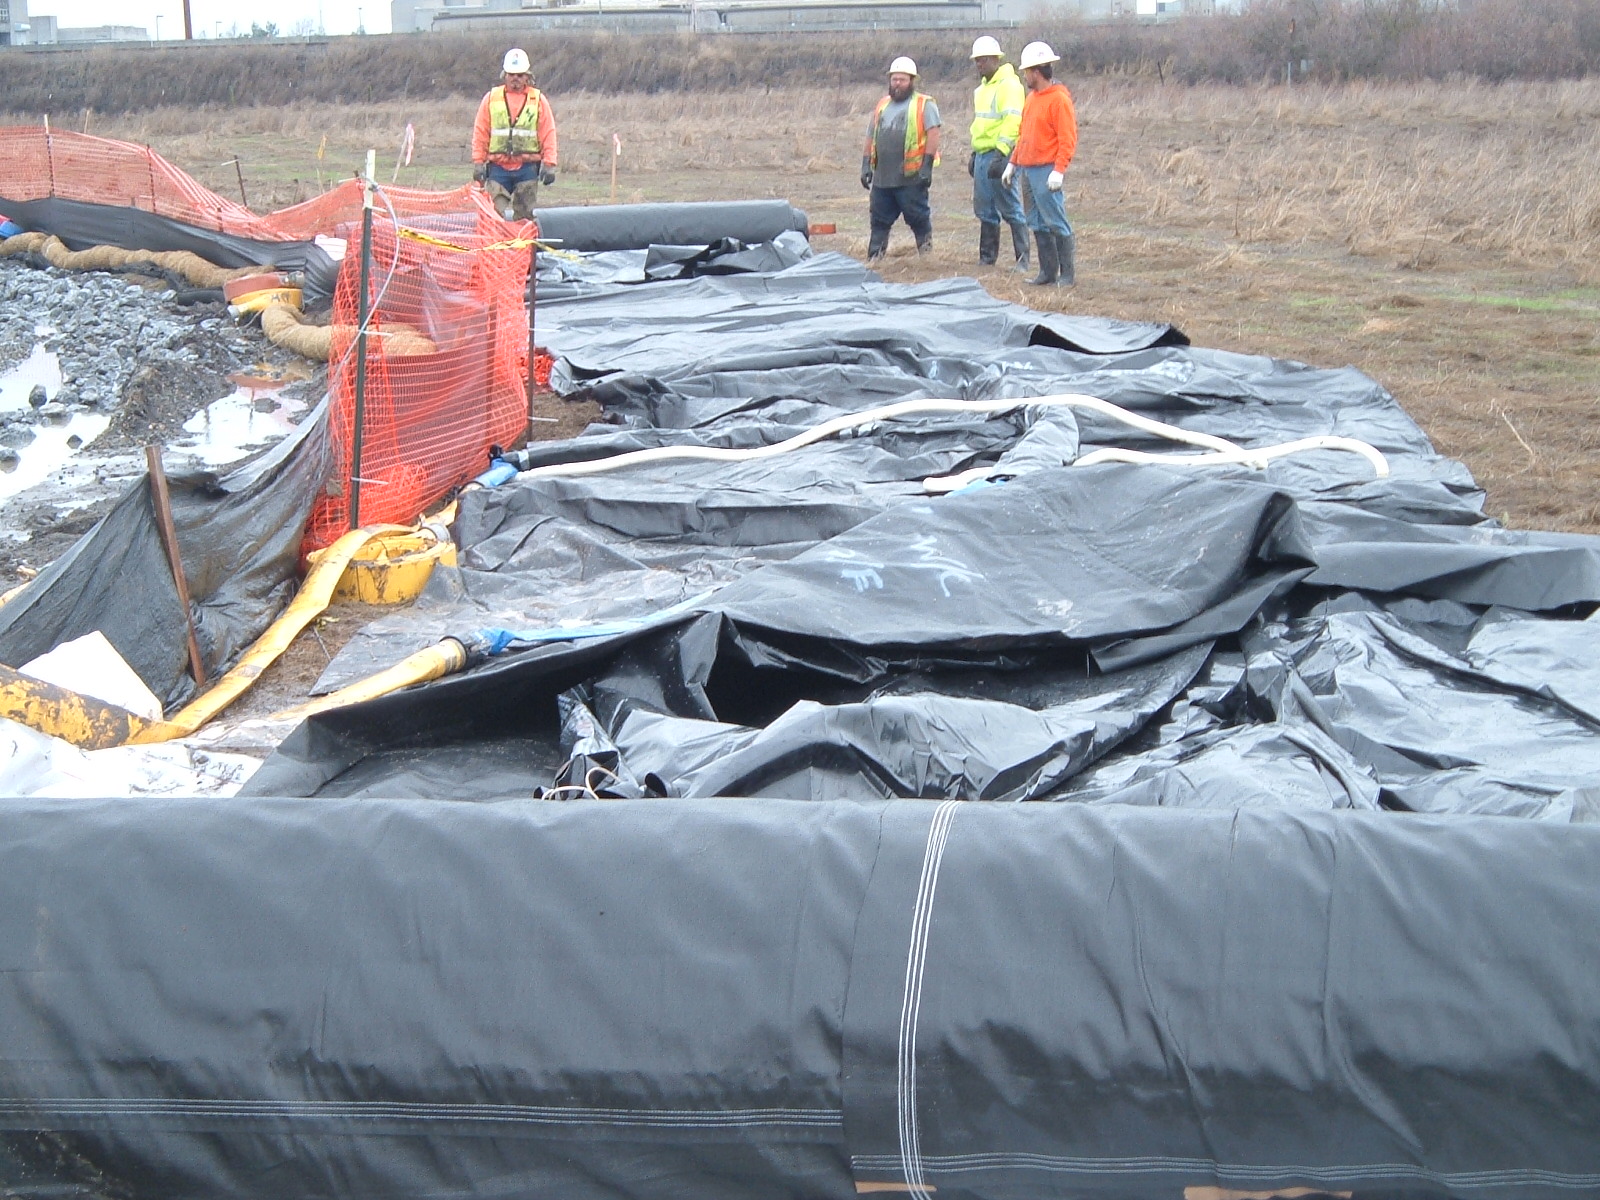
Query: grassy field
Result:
<box><xmin>12</xmin><ymin>76</ymin><xmax>1600</xmax><ymax>533</ymax></box>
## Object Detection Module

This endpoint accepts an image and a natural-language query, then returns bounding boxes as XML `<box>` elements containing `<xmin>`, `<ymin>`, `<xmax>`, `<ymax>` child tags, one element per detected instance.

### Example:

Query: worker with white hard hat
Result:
<box><xmin>860</xmin><ymin>55</ymin><xmax>942</xmax><ymax>261</ymax></box>
<box><xmin>968</xmin><ymin>35</ymin><xmax>1029</xmax><ymax>272</ymax></box>
<box><xmin>471</xmin><ymin>47</ymin><xmax>560</xmax><ymax>222</ymax></box>
<box><xmin>1002</xmin><ymin>41</ymin><xmax>1078</xmax><ymax>286</ymax></box>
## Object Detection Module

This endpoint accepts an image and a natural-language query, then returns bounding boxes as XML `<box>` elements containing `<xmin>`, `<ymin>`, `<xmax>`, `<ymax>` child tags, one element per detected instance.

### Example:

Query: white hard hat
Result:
<box><xmin>888</xmin><ymin>56</ymin><xmax>918</xmax><ymax>77</ymax></box>
<box><xmin>502</xmin><ymin>47</ymin><xmax>530</xmax><ymax>73</ymax></box>
<box><xmin>1018</xmin><ymin>41</ymin><xmax>1060</xmax><ymax>69</ymax></box>
<box><xmin>970</xmin><ymin>35</ymin><xmax>1002</xmax><ymax>58</ymax></box>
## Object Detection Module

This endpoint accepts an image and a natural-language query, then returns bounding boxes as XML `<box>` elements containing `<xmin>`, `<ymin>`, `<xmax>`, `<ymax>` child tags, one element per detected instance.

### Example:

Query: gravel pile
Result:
<box><xmin>0</xmin><ymin>258</ymin><xmax>322</xmax><ymax>584</ymax></box>
<box><xmin>0</xmin><ymin>261</ymin><xmax>276</xmax><ymax>423</ymax></box>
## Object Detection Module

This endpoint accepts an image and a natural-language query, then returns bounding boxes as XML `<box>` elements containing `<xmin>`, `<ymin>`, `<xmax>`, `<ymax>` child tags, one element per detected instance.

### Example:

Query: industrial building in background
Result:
<box><xmin>0</xmin><ymin>0</ymin><xmax>150</xmax><ymax>44</ymax></box>
<box><xmin>393</xmin><ymin>0</ymin><xmax>1229</xmax><ymax>37</ymax></box>
<box><xmin>0</xmin><ymin>0</ymin><xmax>26</xmax><ymax>44</ymax></box>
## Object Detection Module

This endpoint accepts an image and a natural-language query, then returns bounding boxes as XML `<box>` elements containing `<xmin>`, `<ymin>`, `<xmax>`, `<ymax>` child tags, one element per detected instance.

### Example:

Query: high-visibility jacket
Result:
<box><xmin>471</xmin><ymin>86</ymin><xmax>560</xmax><ymax>167</ymax></box>
<box><xmin>970</xmin><ymin>61</ymin><xmax>1024</xmax><ymax>156</ymax></box>
<box><xmin>1014</xmin><ymin>81</ymin><xmax>1078</xmax><ymax>173</ymax></box>
<box><xmin>489</xmin><ymin>85</ymin><xmax>541</xmax><ymax>156</ymax></box>
<box><xmin>868</xmin><ymin>92</ymin><xmax>936</xmax><ymax>176</ymax></box>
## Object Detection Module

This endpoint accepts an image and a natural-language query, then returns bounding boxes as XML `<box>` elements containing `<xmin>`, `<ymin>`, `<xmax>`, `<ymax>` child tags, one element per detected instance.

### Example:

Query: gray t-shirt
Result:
<box><xmin>869</xmin><ymin>95</ymin><xmax>941</xmax><ymax>188</ymax></box>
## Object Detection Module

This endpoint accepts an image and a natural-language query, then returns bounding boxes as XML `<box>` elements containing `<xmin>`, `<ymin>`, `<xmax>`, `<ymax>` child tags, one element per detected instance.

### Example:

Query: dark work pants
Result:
<box><xmin>869</xmin><ymin>182</ymin><xmax>932</xmax><ymax>250</ymax></box>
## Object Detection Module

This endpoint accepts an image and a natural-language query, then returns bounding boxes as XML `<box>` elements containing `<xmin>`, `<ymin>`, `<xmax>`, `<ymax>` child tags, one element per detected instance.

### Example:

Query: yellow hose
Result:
<box><xmin>0</xmin><ymin>662</ymin><xmax>188</xmax><ymax>751</ymax></box>
<box><xmin>125</xmin><ymin>524</ymin><xmax>411</xmax><ymax>744</ymax></box>
<box><xmin>268</xmin><ymin>638</ymin><xmax>468</xmax><ymax>723</ymax></box>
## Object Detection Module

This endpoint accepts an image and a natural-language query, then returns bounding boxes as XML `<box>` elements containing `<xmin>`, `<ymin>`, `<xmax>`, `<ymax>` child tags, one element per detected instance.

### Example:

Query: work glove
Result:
<box><xmin>916</xmin><ymin>159</ymin><xmax>934</xmax><ymax>190</ymax></box>
<box><xmin>967</xmin><ymin>152</ymin><xmax>975</xmax><ymax>178</ymax></box>
<box><xmin>1001</xmin><ymin>162</ymin><xmax>1015</xmax><ymax>187</ymax></box>
<box><xmin>987</xmin><ymin>155</ymin><xmax>1006</xmax><ymax>180</ymax></box>
<box><xmin>540</xmin><ymin>166</ymin><xmax>556</xmax><ymax>186</ymax></box>
<box><xmin>860</xmin><ymin>156</ymin><xmax>873</xmax><ymax>190</ymax></box>
<box><xmin>471</xmin><ymin>162</ymin><xmax>487</xmax><ymax>184</ymax></box>
<box><xmin>1047</xmin><ymin>169</ymin><xmax>1064</xmax><ymax>192</ymax></box>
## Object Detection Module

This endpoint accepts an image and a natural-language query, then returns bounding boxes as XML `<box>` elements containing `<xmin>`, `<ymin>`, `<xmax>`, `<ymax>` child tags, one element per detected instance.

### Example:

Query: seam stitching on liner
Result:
<box><xmin>0</xmin><ymin>1100</ymin><xmax>839</xmax><ymax>1128</ymax></box>
<box><xmin>897</xmin><ymin>799</ymin><xmax>961</xmax><ymax>1198</ymax></box>
<box><xmin>852</xmin><ymin>1153</ymin><xmax>1600</xmax><ymax>1190</ymax></box>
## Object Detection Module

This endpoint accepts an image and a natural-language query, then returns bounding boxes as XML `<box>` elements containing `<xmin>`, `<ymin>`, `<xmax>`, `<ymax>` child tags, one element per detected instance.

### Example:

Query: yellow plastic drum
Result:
<box><xmin>332</xmin><ymin>530</ymin><xmax>457</xmax><ymax>605</ymax></box>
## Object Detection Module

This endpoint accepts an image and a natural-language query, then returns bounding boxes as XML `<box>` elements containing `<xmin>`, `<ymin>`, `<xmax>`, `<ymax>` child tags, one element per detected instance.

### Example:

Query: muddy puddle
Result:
<box><xmin>168</xmin><ymin>377</ymin><xmax>308</xmax><ymax>469</ymax></box>
<box><xmin>0</xmin><ymin>345</ymin><xmax>113</xmax><ymax>503</ymax></box>
<box><xmin>0</xmin><ymin>350</ymin><xmax>308</xmax><ymax>507</ymax></box>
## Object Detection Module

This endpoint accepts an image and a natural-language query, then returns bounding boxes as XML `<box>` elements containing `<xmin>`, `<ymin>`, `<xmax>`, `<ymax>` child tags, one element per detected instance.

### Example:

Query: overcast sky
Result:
<box><xmin>26</xmin><ymin>0</ymin><xmax>390</xmax><ymax>38</ymax></box>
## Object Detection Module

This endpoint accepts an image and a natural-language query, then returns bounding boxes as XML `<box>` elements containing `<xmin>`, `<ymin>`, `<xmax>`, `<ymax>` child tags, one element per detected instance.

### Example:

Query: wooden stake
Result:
<box><xmin>145</xmin><ymin>445</ymin><xmax>208</xmax><ymax>687</ymax></box>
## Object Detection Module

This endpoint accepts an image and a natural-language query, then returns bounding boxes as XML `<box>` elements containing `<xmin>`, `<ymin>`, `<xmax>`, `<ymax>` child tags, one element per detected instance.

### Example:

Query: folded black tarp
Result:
<box><xmin>0</xmin><ymin>402</ymin><xmax>329</xmax><ymax>709</ymax></box>
<box><xmin>1</xmin><ymin>797</ymin><xmax>1597</xmax><ymax>1199</ymax></box>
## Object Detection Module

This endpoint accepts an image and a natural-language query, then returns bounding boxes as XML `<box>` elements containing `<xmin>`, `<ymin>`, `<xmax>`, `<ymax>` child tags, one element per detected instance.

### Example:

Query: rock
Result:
<box><xmin>37</xmin><ymin>402</ymin><xmax>68</xmax><ymax>425</ymax></box>
<box><xmin>0</xmin><ymin>448</ymin><xmax>19</xmax><ymax>472</ymax></box>
<box><xmin>0</xmin><ymin>425</ymin><xmax>35</xmax><ymax>448</ymax></box>
<box><xmin>27</xmin><ymin>383</ymin><xmax>47</xmax><ymax>408</ymax></box>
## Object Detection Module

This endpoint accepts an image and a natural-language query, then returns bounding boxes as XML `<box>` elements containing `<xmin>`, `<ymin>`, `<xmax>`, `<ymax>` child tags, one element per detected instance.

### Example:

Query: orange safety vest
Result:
<box><xmin>868</xmin><ymin>92</ymin><xmax>934</xmax><ymax>176</ymax></box>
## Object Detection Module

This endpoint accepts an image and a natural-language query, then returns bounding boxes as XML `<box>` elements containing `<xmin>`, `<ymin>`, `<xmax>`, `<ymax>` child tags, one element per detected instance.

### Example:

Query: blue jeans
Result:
<box><xmin>972</xmin><ymin>150</ymin><xmax>1025</xmax><ymax>226</ymax></box>
<box><xmin>485</xmin><ymin>161</ymin><xmax>540</xmax><ymax>190</ymax></box>
<box><xmin>1020</xmin><ymin>166</ymin><xmax>1072</xmax><ymax>236</ymax></box>
<box><xmin>869</xmin><ymin>182</ymin><xmax>933</xmax><ymax>245</ymax></box>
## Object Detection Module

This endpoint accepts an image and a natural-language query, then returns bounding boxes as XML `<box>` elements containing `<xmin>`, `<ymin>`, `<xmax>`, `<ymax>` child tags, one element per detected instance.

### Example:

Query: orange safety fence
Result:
<box><xmin>0</xmin><ymin>125</ymin><xmax>535</xmax><ymax>554</ymax></box>
<box><xmin>306</xmin><ymin>203</ymin><xmax>533</xmax><ymax>550</ymax></box>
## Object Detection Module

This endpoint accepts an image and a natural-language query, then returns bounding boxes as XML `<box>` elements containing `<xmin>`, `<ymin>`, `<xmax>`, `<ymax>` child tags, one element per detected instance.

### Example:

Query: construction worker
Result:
<box><xmin>1003</xmin><ymin>41</ymin><xmax>1078</xmax><ymax>287</ymax></box>
<box><xmin>968</xmin><ymin>35</ymin><xmax>1029</xmax><ymax>272</ymax></box>
<box><xmin>860</xmin><ymin>56</ymin><xmax>942</xmax><ymax>260</ymax></box>
<box><xmin>471</xmin><ymin>48</ymin><xmax>559</xmax><ymax>222</ymax></box>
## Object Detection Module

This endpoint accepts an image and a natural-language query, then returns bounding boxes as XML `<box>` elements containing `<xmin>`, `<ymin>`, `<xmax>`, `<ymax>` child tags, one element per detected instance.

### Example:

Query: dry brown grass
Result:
<box><xmin>41</xmin><ymin>77</ymin><xmax>1600</xmax><ymax>276</ymax></box>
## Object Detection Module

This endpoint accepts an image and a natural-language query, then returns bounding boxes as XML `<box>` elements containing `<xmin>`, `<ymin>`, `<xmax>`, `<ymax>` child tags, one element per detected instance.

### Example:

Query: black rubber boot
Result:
<box><xmin>1027</xmin><ymin>230</ymin><xmax>1059</xmax><ymax>286</ymax></box>
<box><xmin>867</xmin><ymin>227</ymin><xmax>889</xmax><ymax>262</ymax></box>
<box><xmin>1008</xmin><ymin>221</ymin><xmax>1031</xmax><ymax>272</ymax></box>
<box><xmin>978</xmin><ymin>222</ymin><xmax>1000</xmax><ymax>266</ymax></box>
<box><xmin>915</xmin><ymin>231</ymin><xmax>934</xmax><ymax>255</ymax></box>
<box><xmin>1056</xmin><ymin>232</ymin><xmax>1076</xmax><ymax>286</ymax></box>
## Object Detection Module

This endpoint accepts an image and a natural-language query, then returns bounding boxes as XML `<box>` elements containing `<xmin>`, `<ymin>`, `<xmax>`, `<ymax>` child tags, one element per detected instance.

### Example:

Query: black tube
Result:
<box><xmin>532</xmin><ymin>200</ymin><xmax>808</xmax><ymax>253</ymax></box>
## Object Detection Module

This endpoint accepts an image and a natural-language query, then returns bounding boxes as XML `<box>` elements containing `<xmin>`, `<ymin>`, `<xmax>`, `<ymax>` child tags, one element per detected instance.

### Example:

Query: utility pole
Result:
<box><xmin>182</xmin><ymin>0</ymin><xmax>192</xmax><ymax>39</ymax></box>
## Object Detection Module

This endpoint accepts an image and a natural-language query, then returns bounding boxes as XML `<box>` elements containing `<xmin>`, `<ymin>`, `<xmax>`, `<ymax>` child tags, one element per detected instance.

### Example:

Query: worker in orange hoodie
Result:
<box><xmin>471</xmin><ymin>48</ymin><xmax>559</xmax><ymax>222</ymax></box>
<box><xmin>1001</xmin><ymin>41</ymin><xmax>1078</xmax><ymax>287</ymax></box>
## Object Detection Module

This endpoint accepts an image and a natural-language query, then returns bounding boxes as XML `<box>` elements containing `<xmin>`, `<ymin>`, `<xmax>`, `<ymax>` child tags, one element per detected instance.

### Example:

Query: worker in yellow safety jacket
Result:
<box><xmin>860</xmin><ymin>56</ymin><xmax>942</xmax><ymax>261</ymax></box>
<box><xmin>968</xmin><ymin>36</ymin><xmax>1030</xmax><ymax>272</ymax></box>
<box><xmin>471</xmin><ymin>47</ymin><xmax>560</xmax><ymax>222</ymax></box>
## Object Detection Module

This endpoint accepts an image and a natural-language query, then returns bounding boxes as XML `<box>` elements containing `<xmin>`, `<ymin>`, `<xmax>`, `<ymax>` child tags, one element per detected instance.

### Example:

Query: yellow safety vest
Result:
<box><xmin>869</xmin><ymin>92</ymin><xmax>934</xmax><ymax>175</ymax></box>
<box><xmin>488</xmin><ymin>86</ymin><xmax>543</xmax><ymax>158</ymax></box>
<box><xmin>970</xmin><ymin>62</ymin><xmax>1024</xmax><ymax>156</ymax></box>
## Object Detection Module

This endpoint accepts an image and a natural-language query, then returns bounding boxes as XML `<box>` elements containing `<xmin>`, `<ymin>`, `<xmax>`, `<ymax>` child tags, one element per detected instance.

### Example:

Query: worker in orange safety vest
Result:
<box><xmin>860</xmin><ymin>56</ymin><xmax>942</xmax><ymax>261</ymax></box>
<box><xmin>471</xmin><ymin>47</ymin><xmax>560</xmax><ymax>222</ymax></box>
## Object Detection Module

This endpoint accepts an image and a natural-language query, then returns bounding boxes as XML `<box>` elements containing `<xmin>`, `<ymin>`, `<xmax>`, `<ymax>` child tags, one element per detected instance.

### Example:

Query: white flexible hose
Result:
<box><xmin>1074</xmin><ymin>435</ymin><xmax>1391</xmax><ymax>476</ymax></box>
<box><xmin>514</xmin><ymin>392</ymin><xmax>1389</xmax><ymax>484</ymax></box>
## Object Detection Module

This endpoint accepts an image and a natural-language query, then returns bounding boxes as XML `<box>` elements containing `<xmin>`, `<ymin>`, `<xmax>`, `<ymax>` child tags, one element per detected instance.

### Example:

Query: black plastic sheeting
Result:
<box><xmin>246</xmin><ymin>248</ymin><xmax>1600</xmax><ymax>816</ymax></box>
<box><xmin>533</xmin><ymin>199</ymin><xmax>809</xmax><ymax>253</ymax></box>
<box><xmin>1</xmin><ymin>796</ymin><xmax>1598</xmax><ymax>1199</ymax></box>
<box><xmin>0</xmin><ymin>196</ymin><xmax>342</xmax><ymax>302</ymax></box>
<box><xmin>0</xmin><ymin>402</ymin><xmax>329</xmax><ymax>709</ymax></box>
